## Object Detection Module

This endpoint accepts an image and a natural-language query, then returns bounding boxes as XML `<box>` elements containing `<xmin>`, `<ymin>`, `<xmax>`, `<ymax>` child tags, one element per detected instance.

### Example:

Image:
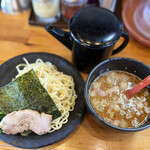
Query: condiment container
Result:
<box><xmin>61</xmin><ymin>0</ymin><xmax>88</xmax><ymax>22</ymax></box>
<box><xmin>99</xmin><ymin>0</ymin><xmax>117</xmax><ymax>12</ymax></box>
<box><xmin>45</xmin><ymin>7</ymin><xmax>129</xmax><ymax>73</ymax></box>
<box><xmin>1</xmin><ymin>0</ymin><xmax>31</xmax><ymax>14</ymax></box>
<box><xmin>32</xmin><ymin>0</ymin><xmax>60</xmax><ymax>23</ymax></box>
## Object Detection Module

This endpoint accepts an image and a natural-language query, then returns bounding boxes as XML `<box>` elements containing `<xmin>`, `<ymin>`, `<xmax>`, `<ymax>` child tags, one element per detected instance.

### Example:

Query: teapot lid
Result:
<box><xmin>69</xmin><ymin>7</ymin><xmax>123</xmax><ymax>48</ymax></box>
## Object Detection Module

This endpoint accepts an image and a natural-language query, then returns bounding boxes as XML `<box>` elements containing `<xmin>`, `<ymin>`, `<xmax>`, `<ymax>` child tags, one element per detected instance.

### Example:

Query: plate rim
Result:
<box><xmin>122</xmin><ymin>0</ymin><xmax>150</xmax><ymax>48</ymax></box>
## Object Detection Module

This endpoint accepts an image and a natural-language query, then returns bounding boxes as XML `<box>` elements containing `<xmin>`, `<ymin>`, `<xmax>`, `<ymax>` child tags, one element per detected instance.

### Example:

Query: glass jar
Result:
<box><xmin>61</xmin><ymin>0</ymin><xmax>88</xmax><ymax>23</ymax></box>
<box><xmin>1</xmin><ymin>0</ymin><xmax>31</xmax><ymax>14</ymax></box>
<box><xmin>32</xmin><ymin>0</ymin><xmax>60</xmax><ymax>23</ymax></box>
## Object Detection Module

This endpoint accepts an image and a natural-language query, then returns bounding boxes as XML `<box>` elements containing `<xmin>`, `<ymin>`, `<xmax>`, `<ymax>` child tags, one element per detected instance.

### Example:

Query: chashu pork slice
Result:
<box><xmin>0</xmin><ymin>109</ymin><xmax>52</xmax><ymax>135</ymax></box>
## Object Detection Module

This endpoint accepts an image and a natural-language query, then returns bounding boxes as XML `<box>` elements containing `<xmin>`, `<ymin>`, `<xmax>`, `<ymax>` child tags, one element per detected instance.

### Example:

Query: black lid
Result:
<box><xmin>69</xmin><ymin>7</ymin><xmax>122</xmax><ymax>48</ymax></box>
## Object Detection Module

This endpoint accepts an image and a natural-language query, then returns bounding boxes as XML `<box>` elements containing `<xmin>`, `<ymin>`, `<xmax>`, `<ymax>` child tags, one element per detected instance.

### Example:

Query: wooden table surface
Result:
<box><xmin>0</xmin><ymin>5</ymin><xmax>150</xmax><ymax>150</ymax></box>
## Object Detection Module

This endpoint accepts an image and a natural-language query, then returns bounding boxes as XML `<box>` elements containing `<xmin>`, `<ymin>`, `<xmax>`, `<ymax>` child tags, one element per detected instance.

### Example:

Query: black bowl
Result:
<box><xmin>84</xmin><ymin>57</ymin><xmax>150</xmax><ymax>132</ymax></box>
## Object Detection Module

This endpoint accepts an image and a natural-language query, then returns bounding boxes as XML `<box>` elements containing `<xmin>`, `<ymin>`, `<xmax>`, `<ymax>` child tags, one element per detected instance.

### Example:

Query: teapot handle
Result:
<box><xmin>112</xmin><ymin>31</ymin><xmax>129</xmax><ymax>55</ymax></box>
<box><xmin>45</xmin><ymin>25</ymin><xmax>73</xmax><ymax>50</ymax></box>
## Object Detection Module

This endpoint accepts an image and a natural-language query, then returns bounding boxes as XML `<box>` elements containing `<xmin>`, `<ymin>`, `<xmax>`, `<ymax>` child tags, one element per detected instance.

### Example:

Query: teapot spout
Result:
<box><xmin>45</xmin><ymin>24</ymin><xmax>72</xmax><ymax>50</ymax></box>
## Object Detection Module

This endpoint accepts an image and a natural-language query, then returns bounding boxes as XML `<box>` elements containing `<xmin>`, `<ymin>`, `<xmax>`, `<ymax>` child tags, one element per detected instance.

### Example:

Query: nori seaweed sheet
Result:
<box><xmin>0</xmin><ymin>69</ymin><xmax>61</xmax><ymax>120</ymax></box>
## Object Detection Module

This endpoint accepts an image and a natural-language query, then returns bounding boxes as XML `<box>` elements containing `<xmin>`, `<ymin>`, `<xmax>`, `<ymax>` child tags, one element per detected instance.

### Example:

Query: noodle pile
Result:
<box><xmin>15</xmin><ymin>58</ymin><xmax>77</xmax><ymax>132</ymax></box>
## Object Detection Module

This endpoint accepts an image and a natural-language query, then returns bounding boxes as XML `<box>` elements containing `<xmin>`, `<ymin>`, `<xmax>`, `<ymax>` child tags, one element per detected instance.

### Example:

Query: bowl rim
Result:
<box><xmin>84</xmin><ymin>57</ymin><xmax>150</xmax><ymax>131</ymax></box>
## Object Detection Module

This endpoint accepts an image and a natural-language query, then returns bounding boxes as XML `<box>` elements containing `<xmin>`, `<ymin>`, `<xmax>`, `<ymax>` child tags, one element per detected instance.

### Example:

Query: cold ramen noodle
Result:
<box><xmin>0</xmin><ymin>58</ymin><xmax>77</xmax><ymax>135</ymax></box>
<box><xmin>15</xmin><ymin>58</ymin><xmax>77</xmax><ymax>133</ymax></box>
<box><xmin>89</xmin><ymin>71</ymin><xmax>150</xmax><ymax>128</ymax></box>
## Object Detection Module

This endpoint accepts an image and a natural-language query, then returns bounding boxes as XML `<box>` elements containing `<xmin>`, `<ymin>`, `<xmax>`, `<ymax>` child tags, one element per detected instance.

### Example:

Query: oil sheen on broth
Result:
<box><xmin>89</xmin><ymin>71</ymin><xmax>150</xmax><ymax>128</ymax></box>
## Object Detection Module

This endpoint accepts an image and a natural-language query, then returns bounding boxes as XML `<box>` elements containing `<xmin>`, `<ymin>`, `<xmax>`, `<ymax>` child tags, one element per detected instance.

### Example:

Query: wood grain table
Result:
<box><xmin>0</xmin><ymin>6</ymin><xmax>150</xmax><ymax>150</ymax></box>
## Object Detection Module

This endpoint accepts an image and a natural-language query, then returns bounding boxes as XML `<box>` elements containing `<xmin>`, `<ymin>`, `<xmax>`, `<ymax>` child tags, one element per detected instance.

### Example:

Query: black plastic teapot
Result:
<box><xmin>45</xmin><ymin>7</ymin><xmax>129</xmax><ymax>73</ymax></box>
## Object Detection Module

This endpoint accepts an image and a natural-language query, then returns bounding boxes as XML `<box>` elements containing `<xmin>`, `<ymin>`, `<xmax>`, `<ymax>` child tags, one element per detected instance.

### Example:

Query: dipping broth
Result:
<box><xmin>89</xmin><ymin>71</ymin><xmax>150</xmax><ymax>128</ymax></box>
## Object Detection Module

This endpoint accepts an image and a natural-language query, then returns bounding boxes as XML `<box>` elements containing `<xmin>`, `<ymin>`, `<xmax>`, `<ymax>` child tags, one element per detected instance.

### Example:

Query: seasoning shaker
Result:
<box><xmin>61</xmin><ymin>0</ymin><xmax>88</xmax><ymax>23</ymax></box>
<box><xmin>99</xmin><ymin>0</ymin><xmax>117</xmax><ymax>12</ymax></box>
<box><xmin>1</xmin><ymin>0</ymin><xmax>31</xmax><ymax>14</ymax></box>
<box><xmin>32</xmin><ymin>0</ymin><xmax>60</xmax><ymax>23</ymax></box>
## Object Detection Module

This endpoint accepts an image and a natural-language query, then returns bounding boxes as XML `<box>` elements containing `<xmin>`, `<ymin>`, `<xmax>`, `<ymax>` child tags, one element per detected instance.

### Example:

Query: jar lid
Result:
<box><xmin>69</xmin><ymin>7</ymin><xmax>122</xmax><ymax>48</ymax></box>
